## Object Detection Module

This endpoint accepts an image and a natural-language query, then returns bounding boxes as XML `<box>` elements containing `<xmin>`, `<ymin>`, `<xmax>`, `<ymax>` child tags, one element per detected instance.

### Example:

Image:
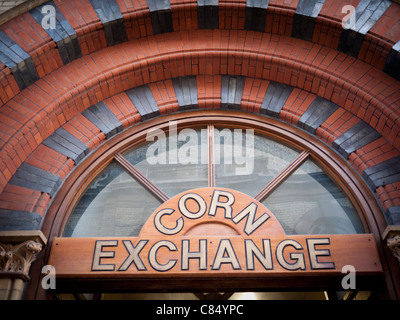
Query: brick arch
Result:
<box><xmin>0</xmin><ymin>0</ymin><xmax>399</xmax><ymax>106</ymax></box>
<box><xmin>0</xmin><ymin>1</ymin><xmax>399</xmax><ymax>235</ymax></box>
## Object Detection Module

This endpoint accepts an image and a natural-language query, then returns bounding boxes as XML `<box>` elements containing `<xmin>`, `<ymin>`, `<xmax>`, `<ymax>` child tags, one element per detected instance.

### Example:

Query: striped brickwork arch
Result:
<box><xmin>0</xmin><ymin>0</ymin><xmax>398</xmax><ymax>239</ymax></box>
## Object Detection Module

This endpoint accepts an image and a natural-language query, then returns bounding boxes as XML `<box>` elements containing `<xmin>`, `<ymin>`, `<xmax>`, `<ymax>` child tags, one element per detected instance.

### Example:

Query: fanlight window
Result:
<box><xmin>64</xmin><ymin>125</ymin><xmax>364</xmax><ymax>237</ymax></box>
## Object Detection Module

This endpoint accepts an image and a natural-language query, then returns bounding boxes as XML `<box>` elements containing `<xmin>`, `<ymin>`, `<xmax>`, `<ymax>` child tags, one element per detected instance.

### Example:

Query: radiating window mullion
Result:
<box><xmin>208</xmin><ymin>124</ymin><xmax>215</xmax><ymax>187</ymax></box>
<box><xmin>254</xmin><ymin>150</ymin><xmax>310</xmax><ymax>202</ymax></box>
<box><xmin>114</xmin><ymin>153</ymin><xmax>169</xmax><ymax>202</ymax></box>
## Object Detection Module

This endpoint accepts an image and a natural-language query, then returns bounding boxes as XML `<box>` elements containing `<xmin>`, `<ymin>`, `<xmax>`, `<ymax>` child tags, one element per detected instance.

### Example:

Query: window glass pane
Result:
<box><xmin>124</xmin><ymin>127</ymin><xmax>208</xmax><ymax>197</ymax></box>
<box><xmin>64</xmin><ymin>162</ymin><xmax>162</xmax><ymax>237</ymax></box>
<box><xmin>64</xmin><ymin>125</ymin><xmax>366</xmax><ymax>238</ymax></box>
<box><xmin>214</xmin><ymin>129</ymin><xmax>300</xmax><ymax>197</ymax></box>
<box><xmin>262</xmin><ymin>159</ymin><xmax>364</xmax><ymax>235</ymax></box>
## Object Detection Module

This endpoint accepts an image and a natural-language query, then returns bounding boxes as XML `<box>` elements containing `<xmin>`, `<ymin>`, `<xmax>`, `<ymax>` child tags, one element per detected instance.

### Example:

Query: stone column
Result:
<box><xmin>0</xmin><ymin>231</ymin><xmax>47</xmax><ymax>300</ymax></box>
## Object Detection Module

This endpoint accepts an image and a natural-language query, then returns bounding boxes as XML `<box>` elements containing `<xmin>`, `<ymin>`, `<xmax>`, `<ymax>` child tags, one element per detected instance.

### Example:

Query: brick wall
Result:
<box><xmin>0</xmin><ymin>0</ymin><xmax>399</xmax><ymax>231</ymax></box>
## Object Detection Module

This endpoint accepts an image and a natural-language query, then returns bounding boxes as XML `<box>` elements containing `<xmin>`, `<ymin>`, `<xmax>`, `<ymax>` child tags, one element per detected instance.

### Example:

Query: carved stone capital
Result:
<box><xmin>0</xmin><ymin>240</ymin><xmax>42</xmax><ymax>275</ymax></box>
<box><xmin>0</xmin><ymin>231</ymin><xmax>47</xmax><ymax>279</ymax></box>
<box><xmin>383</xmin><ymin>226</ymin><xmax>400</xmax><ymax>264</ymax></box>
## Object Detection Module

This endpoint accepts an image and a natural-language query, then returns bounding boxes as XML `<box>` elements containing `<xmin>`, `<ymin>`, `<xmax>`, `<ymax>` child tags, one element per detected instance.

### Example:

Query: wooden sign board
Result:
<box><xmin>49</xmin><ymin>188</ymin><xmax>382</xmax><ymax>281</ymax></box>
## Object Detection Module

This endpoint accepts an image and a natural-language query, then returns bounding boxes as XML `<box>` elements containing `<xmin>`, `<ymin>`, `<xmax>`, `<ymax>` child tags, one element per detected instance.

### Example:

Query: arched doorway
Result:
<box><xmin>38</xmin><ymin>112</ymin><xmax>385</xmax><ymax>299</ymax></box>
<box><xmin>0</xmin><ymin>0</ymin><xmax>398</xmax><ymax>301</ymax></box>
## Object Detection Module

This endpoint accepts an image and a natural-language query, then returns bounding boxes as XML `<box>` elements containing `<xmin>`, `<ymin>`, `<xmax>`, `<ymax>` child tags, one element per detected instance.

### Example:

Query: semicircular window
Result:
<box><xmin>64</xmin><ymin>125</ymin><xmax>365</xmax><ymax>237</ymax></box>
